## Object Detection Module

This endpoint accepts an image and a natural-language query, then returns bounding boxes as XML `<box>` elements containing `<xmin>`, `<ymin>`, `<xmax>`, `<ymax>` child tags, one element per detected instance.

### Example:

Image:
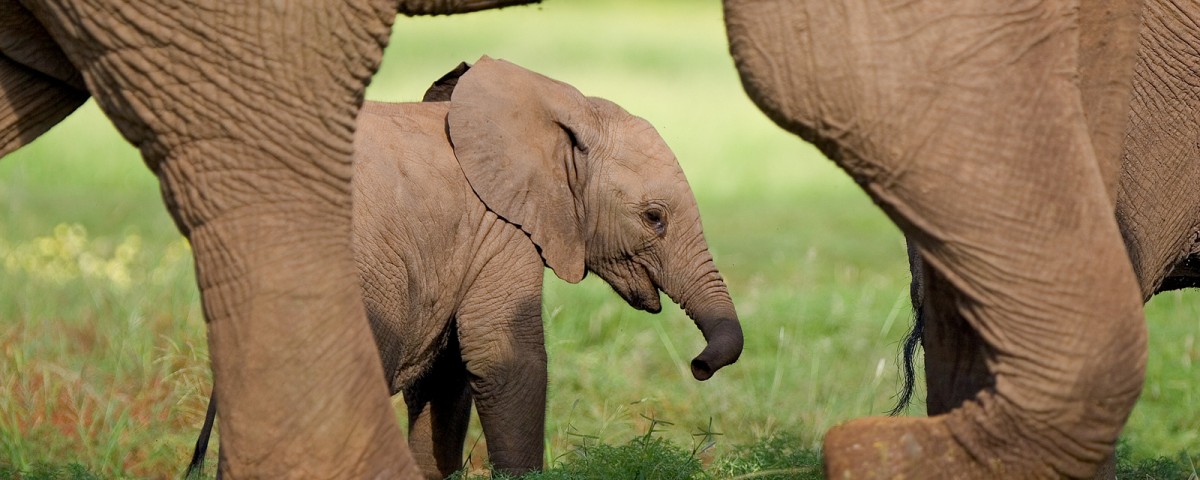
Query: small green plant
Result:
<box><xmin>452</xmin><ymin>417</ymin><xmax>829</xmax><ymax>479</ymax></box>
<box><xmin>1115</xmin><ymin>440</ymin><xmax>1200</xmax><ymax>479</ymax></box>
<box><xmin>709</xmin><ymin>433</ymin><xmax>822</xmax><ymax>480</ymax></box>
<box><xmin>531</xmin><ymin>416</ymin><xmax>703</xmax><ymax>480</ymax></box>
<box><xmin>452</xmin><ymin>416</ymin><xmax>706</xmax><ymax>480</ymax></box>
<box><xmin>0</xmin><ymin>461</ymin><xmax>105</xmax><ymax>480</ymax></box>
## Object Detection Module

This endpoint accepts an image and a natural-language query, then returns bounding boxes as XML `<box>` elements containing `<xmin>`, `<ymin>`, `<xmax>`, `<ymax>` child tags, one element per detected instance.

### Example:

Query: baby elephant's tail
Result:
<box><xmin>184</xmin><ymin>392</ymin><xmax>218</xmax><ymax>479</ymax></box>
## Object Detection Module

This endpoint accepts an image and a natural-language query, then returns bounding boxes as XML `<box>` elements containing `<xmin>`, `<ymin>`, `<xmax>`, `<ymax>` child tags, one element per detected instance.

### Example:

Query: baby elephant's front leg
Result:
<box><xmin>456</xmin><ymin>259</ymin><xmax>546</xmax><ymax>476</ymax></box>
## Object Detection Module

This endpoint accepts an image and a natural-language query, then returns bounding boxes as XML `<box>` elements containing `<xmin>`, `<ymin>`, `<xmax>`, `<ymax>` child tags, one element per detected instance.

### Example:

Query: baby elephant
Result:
<box><xmin>187</xmin><ymin>57</ymin><xmax>743</xmax><ymax>479</ymax></box>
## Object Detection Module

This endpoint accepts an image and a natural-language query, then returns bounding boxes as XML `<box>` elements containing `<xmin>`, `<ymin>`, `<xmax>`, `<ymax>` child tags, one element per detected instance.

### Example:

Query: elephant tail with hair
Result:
<box><xmin>184</xmin><ymin>392</ymin><xmax>218</xmax><ymax>479</ymax></box>
<box><xmin>889</xmin><ymin>239</ymin><xmax>925</xmax><ymax>416</ymax></box>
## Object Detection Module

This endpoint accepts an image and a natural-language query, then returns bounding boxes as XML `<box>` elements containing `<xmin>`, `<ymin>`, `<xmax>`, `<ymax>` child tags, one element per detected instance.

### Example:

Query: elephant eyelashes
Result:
<box><xmin>642</xmin><ymin>208</ymin><xmax>667</xmax><ymax>236</ymax></box>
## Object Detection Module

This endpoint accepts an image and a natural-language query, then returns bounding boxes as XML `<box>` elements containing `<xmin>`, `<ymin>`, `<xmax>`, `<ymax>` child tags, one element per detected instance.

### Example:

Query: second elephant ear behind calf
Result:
<box><xmin>446</xmin><ymin>56</ymin><xmax>744</xmax><ymax>380</ymax></box>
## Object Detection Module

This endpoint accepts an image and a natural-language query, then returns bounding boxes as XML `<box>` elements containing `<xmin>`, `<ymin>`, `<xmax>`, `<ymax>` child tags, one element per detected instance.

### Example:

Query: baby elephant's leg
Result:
<box><xmin>404</xmin><ymin>344</ymin><xmax>473</xmax><ymax>479</ymax></box>
<box><xmin>456</xmin><ymin>253</ymin><xmax>546</xmax><ymax>476</ymax></box>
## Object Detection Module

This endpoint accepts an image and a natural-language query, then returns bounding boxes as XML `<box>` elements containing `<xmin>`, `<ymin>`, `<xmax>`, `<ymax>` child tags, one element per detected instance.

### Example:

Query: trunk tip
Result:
<box><xmin>689</xmin><ymin>319</ymin><xmax>743</xmax><ymax>381</ymax></box>
<box><xmin>691</xmin><ymin>358</ymin><xmax>716</xmax><ymax>381</ymax></box>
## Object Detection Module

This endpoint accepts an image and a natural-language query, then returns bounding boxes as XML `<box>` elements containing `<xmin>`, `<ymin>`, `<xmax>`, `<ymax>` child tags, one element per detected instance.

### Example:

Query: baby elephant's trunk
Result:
<box><xmin>687</xmin><ymin>299</ymin><xmax>743</xmax><ymax>381</ymax></box>
<box><xmin>658</xmin><ymin>226</ymin><xmax>743</xmax><ymax>380</ymax></box>
<box><xmin>666</xmin><ymin>257</ymin><xmax>742</xmax><ymax>380</ymax></box>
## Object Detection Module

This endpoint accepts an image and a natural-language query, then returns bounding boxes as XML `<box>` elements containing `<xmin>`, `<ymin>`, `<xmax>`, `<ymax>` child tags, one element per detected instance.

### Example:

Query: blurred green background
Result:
<box><xmin>1</xmin><ymin>1</ymin><xmax>1196</xmax><ymax>477</ymax></box>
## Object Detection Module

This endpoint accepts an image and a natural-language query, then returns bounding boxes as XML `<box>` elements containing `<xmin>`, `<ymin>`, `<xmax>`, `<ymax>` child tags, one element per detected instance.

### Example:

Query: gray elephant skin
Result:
<box><xmin>188</xmin><ymin>57</ymin><xmax>743</xmax><ymax>479</ymax></box>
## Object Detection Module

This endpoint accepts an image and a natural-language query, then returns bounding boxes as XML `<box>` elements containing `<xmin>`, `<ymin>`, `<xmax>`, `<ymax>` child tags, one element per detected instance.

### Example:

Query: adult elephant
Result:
<box><xmin>0</xmin><ymin>0</ymin><xmax>535</xmax><ymax>477</ymax></box>
<box><xmin>724</xmin><ymin>0</ymin><xmax>1150</xmax><ymax>478</ymax></box>
<box><xmin>898</xmin><ymin>0</ymin><xmax>1200</xmax><ymax>477</ymax></box>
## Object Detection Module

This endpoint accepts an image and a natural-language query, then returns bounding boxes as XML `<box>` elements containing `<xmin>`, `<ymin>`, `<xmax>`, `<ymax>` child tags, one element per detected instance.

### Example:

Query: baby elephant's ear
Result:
<box><xmin>422</xmin><ymin>62</ymin><xmax>472</xmax><ymax>102</ymax></box>
<box><xmin>447</xmin><ymin>56</ymin><xmax>601</xmax><ymax>283</ymax></box>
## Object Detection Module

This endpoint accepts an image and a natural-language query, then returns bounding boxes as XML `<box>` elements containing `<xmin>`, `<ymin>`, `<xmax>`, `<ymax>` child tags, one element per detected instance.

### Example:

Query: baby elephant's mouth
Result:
<box><xmin>630</xmin><ymin>262</ymin><xmax>663</xmax><ymax>313</ymax></box>
<box><xmin>631</xmin><ymin>292</ymin><xmax>663</xmax><ymax>314</ymax></box>
<box><xmin>602</xmin><ymin>260</ymin><xmax>662</xmax><ymax>314</ymax></box>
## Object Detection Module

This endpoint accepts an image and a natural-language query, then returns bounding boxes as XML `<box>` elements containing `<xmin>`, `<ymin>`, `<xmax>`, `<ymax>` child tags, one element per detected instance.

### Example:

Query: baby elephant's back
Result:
<box><xmin>353</xmin><ymin>101</ymin><xmax>481</xmax><ymax>236</ymax></box>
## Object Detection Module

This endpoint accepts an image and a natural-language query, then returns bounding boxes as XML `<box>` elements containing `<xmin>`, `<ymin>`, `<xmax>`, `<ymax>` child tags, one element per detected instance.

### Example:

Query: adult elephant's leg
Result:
<box><xmin>914</xmin><ymin>3</ymin><xmax>1142</xmax><ymax>476</ymax></box>
<box><xmin>23</xmin><ymin>1</ymin><xmax>416</xmax><ymax>477</ymax></box>
<box><xmin>906</xmin><ymin>251</ymin><xmax>1135</xmax><ymax>479</ymax></box>
<box><xmin>918</xmin><ymin>246</ymin><xmax>1119</xmax><ymax>480</ymax></box>
<box><xmin>914</xmin><ymin>208</ymin><xmax>1120</xmax><ymax>480</ymax></box>
<box><xmin>726</xmin><ymin>0</ymin><xmax>1145</xmax><ymax>477</ymax></box>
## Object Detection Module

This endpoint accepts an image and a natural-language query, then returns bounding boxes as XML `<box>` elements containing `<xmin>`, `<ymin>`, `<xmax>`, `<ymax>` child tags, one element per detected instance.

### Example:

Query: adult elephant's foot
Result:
<box><xmin>822</xmin><ymin>416</ymin><xmax>1055</xmax><ymax>479</ymax></box>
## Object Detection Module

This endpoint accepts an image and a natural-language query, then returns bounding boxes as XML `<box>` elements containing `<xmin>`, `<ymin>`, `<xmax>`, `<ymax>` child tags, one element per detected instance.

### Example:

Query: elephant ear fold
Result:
<box><xmin>422</xmin><ymin>61</ymin><xmax>472</xmax><ymax>102</ymax></box>
<box><xmin>447</xmin><ymin>56</ymin><xmax>600</xmax><ymax>283</ymax></box>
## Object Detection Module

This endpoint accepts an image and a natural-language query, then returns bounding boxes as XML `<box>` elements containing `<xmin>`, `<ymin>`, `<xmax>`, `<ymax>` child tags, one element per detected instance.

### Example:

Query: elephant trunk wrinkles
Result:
<box><xmin>660</xmin><ymin>242</ymin><xmax>743</xmax><ymax>381</ymax></box>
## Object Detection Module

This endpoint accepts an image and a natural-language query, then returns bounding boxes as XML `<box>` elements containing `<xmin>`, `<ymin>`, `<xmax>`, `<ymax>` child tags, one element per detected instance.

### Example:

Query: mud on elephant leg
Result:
<box><xmin>845</xmin><ymin>91</ymin><xmax>1145</xmax><ymax>477</ymax></box>
<box><xmin>404</xmin><ymin>343</ymin><xmax>474</xmax><ymax>479</ymax></box>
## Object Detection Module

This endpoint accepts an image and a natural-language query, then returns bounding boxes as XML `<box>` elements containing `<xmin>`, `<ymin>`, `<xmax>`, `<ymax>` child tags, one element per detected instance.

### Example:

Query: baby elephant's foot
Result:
<box><xmin>823</xmin><ymin>416</ymin><xmax>1031</xmax><ymax>480</ymax></box>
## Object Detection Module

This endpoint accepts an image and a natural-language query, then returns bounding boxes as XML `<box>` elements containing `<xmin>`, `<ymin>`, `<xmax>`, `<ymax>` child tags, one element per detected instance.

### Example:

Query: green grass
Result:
<box><xmin>1</xmin><ymin>1</ymin><xmax>1197</xmax><ymax>478</ymax></box>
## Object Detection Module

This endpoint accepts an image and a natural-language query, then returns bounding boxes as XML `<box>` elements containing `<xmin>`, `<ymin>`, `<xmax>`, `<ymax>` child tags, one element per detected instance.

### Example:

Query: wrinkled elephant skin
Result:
<box><xmin>0</xmin><ymin>1</ymin><xmax>537</xmax><ymax>477</ymax></box>
<box><xmin>725</xmin><ymin>0</ymin><xmax>1151</xmax><ymax>478</ymax></box>
<box><xmin>901</xmin><ymin>0</ymin><xmax>1200</xmax><ymax>478</ymax></box>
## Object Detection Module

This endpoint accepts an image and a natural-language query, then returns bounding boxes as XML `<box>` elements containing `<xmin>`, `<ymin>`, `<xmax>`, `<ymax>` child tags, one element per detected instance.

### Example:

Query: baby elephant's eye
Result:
<box><xmin>642</xmin><ymin>209</ymin><xmax>666</xmax><ymax>236</ymax></box>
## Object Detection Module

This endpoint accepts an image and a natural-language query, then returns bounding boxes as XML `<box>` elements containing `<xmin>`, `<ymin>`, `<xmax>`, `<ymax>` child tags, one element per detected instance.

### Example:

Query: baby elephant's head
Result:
<box><xmin>444</xmin><ymin>56</ymin><xmax>742</xmax><ymax>380</ymax></box>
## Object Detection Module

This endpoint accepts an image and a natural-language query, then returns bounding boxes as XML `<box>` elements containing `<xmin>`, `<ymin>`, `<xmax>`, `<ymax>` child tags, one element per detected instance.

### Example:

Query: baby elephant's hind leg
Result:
<box><xmin>404</xmin><ymin>343</ymin><xmax>473</xmax><ymax>480</ymax></box>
